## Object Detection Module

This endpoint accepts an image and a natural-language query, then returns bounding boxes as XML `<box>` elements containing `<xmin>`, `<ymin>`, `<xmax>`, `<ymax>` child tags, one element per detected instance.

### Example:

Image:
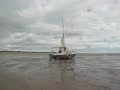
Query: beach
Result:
<box><xmin>0</xmin><ymin>52</ymin><xmax>120</xmax><ymax>90</ymax></box>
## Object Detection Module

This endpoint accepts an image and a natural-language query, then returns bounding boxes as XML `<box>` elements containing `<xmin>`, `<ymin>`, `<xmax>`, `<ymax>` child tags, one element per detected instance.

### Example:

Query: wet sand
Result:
<box><xmin>0</xmin><ymin>52</ymin><xmax>120</xmax><ymax>90</ymax></box>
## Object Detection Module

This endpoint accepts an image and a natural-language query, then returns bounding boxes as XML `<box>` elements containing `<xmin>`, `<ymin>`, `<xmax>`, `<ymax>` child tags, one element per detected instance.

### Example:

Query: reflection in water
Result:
<box><xmin>48</xmin><ymin>59</ymin><xmax>76</xmax><ymax>82</ymax></box>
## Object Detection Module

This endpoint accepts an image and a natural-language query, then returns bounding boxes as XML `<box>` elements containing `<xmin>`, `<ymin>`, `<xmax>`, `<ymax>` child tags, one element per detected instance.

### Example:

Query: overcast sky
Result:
<box><xmin>0</xmin><ymin>0</ymin><xmax>120</xmax><ymax>52</ymax></box>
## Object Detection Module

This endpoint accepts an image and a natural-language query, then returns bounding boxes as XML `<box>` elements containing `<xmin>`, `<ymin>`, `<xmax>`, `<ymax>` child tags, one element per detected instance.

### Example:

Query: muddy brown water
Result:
<box><xmin>0</xmin><ymin>52</ymin><xmax>120</xmax><ymax>90</ymax></box>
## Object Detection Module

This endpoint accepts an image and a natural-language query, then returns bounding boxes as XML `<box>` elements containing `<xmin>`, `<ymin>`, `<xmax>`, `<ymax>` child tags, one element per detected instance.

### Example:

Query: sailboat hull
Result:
<box><xmin>49</xmin><ymin>53</ymin><xmax>76</xmax><ymax>59</ymax></box>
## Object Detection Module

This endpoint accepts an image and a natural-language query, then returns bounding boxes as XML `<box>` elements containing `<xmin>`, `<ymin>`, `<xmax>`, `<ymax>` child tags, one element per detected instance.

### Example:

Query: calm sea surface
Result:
<box><xmin>0</xmin><ymin>52</ymin><xmax>120</xmax><ymax>90</ymax></box>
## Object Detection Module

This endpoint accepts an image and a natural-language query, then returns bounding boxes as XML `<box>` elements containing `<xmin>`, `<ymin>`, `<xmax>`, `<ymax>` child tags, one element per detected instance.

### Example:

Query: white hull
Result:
<box><xmin>49</xmin><ymin>53</ymin><xmax>76</xmax><ymax>59</ymax></box>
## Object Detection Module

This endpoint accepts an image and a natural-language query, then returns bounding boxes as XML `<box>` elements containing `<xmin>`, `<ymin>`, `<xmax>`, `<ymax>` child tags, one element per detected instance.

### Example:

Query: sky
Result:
<box><xmin>0</xmin><ymin>0</ymin><xmax>120</xmax><ymax>52</ymax></box>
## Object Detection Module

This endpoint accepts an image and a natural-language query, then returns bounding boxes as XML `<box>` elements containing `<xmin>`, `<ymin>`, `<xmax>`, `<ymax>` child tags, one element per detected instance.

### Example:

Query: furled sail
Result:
<box><xmin>61</xmin><ymin>33</ymin><xmax>65</xmax><ymax>47</ymax></box>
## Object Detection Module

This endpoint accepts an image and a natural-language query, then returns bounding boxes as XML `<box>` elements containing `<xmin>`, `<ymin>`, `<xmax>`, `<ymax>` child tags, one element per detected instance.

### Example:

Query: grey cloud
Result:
<box><xmin>0</xmin><ymin>0</ymin><xmax>120</xmax><ymax>52</ymax></box>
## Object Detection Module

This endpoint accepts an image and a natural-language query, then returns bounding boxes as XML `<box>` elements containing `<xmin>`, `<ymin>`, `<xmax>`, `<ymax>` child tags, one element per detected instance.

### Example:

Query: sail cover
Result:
<box><xmin>61</xmin><ymin>33</ymin><xmax>65</xmax><ymax>47</ymax></box>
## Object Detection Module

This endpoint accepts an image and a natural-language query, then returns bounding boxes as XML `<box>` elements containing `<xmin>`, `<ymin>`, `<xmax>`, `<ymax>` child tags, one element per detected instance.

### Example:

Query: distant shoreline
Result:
<box><xmin>0</xmin><ymin>51</ymin><xmax>120</xmax><ymax>55</ymax></box>
<box><xmin>0</xmin><ymin>51</ymin><xmax>50</xmax><ymax>53</ymax></box>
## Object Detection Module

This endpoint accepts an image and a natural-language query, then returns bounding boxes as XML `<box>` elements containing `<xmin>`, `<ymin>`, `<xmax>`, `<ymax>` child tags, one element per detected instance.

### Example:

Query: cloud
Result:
<box><xmin>0</xmin><ymin>0</ymin><xmax>120</xmax><ymax>52</ymax></box>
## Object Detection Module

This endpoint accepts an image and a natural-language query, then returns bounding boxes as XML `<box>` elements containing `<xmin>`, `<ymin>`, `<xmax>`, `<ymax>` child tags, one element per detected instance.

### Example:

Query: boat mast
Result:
<box><xmin>61</xmin><ymin>16</ymin><xmax>65</xmax><ymax>47</ymax></box>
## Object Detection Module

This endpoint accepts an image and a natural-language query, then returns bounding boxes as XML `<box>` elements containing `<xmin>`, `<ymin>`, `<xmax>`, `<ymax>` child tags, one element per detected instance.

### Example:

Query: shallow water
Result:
<box><xmin>0</xmin><ymin>52</ymin><xmax>120</xmax><ymax>90</ymax></box>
